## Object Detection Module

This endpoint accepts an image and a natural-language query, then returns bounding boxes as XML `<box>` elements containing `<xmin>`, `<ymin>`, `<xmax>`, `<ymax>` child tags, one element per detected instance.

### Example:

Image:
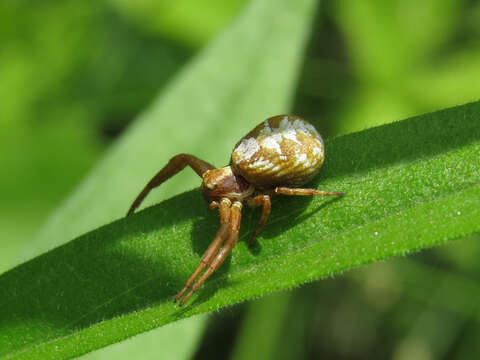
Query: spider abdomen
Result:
<box><xmin>230</xmin><ymin>115</ymin><xmax>325</xmax><ymax>189</ymax></box>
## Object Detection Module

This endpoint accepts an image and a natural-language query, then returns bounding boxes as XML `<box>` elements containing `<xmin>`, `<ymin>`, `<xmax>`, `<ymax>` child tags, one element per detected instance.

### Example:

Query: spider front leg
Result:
<box><xmin>179</xmin><ymin>201</ymin><xmax>243</xmax><ymax>306</ymax></box>
<box><xmin>247</xmin><ymin>195</ymin><xmax>271</xmax><ymax>247</ymax></box>
<box><xmin>275</xmin><ymin>187</ymin><xmax>344</xmax><ymax>197</ymax></box>
<box><xmin>127</xmin><ymin>154</ymin><xmax>215</xmax><ymax>215</ymax></box>
<box><xmin>174</xmin><ymin>198</ymin><xmax>231</xmax><ymax>303</ymax></box>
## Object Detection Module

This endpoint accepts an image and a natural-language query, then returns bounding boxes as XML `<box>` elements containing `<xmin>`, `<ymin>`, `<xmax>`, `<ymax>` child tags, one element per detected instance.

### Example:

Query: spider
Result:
<box><xmin>127</xmin><ymin>115</ymin><xmax>344</xmax><ymax>305</ymax></box>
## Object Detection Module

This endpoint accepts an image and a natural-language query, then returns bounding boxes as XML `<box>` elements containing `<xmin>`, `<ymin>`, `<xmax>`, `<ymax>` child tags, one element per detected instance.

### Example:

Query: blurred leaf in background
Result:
<box><xmin>0</xmin><ymin>1</ymin><xmax>191</xmax><ymax>271</ymax></box>
<box><xmin>107</xmin><ymin>0</ymin><xmax>246</xmax><ymax>47</ymax></box>
<box><xmin>331</xmin><ymin>0</ymin><xmax>480</xmax><ymax>133</ymax></box>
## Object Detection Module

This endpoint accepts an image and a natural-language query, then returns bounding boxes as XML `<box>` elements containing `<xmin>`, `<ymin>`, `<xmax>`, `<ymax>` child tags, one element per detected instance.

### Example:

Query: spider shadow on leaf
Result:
<box><xmin>259</xmin><ymin>193</ymin><xmax>344</xmax><ymax>239</ymax></box>
<box><xmin>184</xmin><ymin>190</ymin><xmax>342</xmax><ymax>306</ymax></box>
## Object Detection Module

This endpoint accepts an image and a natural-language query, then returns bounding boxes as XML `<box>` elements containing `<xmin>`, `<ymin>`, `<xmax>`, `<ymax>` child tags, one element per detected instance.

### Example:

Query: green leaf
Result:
<box><xmin>1</xmin><ymin>0</ymin><xmax>318</xmax><ymax>358</ymax></box>
<box><xmin>231</xmin><ymin>292</ymin><xmax>292</xmax><ymax>360</ymax></box>
<box><xmin>107</xmin><ymin>0</ymin><xmax>247</xmax><ymax>47</ymax></box>
<box><xmin>2</xmin><ymin>101</ymin><xmax>479</xmax><ymax>358</ymax></box>
<box><xmin>353</xmin><ymin>251</ymin><xmax>480</xmax><ymax>325</ymax></box>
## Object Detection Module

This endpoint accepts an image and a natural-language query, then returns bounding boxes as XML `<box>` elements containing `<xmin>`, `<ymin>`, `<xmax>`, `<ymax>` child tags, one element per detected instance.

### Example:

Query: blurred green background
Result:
<box><xmin>1</xmin><ymin>0</ymin><xmax>479</xmax><ymax>359</ymax></box>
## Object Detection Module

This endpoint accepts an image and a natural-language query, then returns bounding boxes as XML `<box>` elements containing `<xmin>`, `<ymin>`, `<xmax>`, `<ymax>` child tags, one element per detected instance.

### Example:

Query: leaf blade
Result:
<box><xmin>2</xmin><ymin>101</ymin><xmax>479</xmax><ymax>359</ymax></box>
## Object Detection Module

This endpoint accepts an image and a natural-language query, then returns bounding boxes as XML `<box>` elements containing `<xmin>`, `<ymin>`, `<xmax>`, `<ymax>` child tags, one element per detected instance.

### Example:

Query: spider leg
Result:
<box><xmin>275</xmin><ymin>187</ymin><xmax>344</xmax><ymax>197</ymax></box>
<box><xmin>127</xmin><ymin>154</ymin><xmax>215</xmax><ymax>215</ymax></box>
<box><xmin>179</xmin><ymin>201</ymin><xmax>242</xmax><ymax>306</ymax></box>
<box><xmin>174</xmin><ymin>198</ymin><xmax>231</xmax><ymax>303</ymax></box>
<box><xmin>247</xmin><ymin>195</ymin><xmax>271</xmax><ymax>246</ymax></box>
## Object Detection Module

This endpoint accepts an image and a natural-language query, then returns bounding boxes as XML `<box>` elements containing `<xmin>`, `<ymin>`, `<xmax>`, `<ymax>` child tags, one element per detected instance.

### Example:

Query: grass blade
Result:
<box><xmin>1</xmin><ymin>101</ymin><xmax>479</xmax><ymax>358</ymax></box>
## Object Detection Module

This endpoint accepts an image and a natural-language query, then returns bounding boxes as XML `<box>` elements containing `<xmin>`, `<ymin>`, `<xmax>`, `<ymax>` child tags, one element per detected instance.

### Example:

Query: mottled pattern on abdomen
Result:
<box><xmin>230</xmin><ymin>115</ymin><xmax>325</xmax><ymax>190</ymax></box>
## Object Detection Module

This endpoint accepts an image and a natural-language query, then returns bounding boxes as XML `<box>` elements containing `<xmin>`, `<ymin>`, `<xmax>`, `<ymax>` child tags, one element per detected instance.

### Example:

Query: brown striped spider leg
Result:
<box><xmin>176</xmin><ymin>201</ymin><xmax>242</xmax><ymax>306</ymax></box>
<box><xmin>174</xmin><ymin>198</ymin><xmax>231</xmax><ymax>303</ymax></box>
<box><xmin>126</xmin><ymin>154</ymin><xmax>215</xmax><ymax>216</ymax></box>
<box><xmin>274</xmin><ymin>187</ymin><xmax>344</xmax><ymax>197</ymax></box>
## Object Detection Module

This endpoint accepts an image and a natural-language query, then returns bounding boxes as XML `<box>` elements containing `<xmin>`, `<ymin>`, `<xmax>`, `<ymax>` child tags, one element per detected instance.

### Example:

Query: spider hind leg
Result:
<box><xmin>275</xmin><ymin>187</ymin><xmax>344</xmax><ymax>197</ymax></box>
<box><xmin>174</xmin><ymin>198</ymin><xmax>235</xmax><ymax>305</ymax></box>
<box><xmin>178</xmin><ymin>201</ymin><xmax>242</xmax><ymax>306</ymax></box>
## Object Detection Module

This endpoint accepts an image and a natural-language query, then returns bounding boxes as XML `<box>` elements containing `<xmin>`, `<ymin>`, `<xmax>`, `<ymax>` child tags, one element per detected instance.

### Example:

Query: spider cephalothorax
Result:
<box><xmin>201</xmin><ymin>166</ymin><xmax>254</xmax><ymax>202</ymax></box>
<box><xmin>127</xmin><ymin>115</ymin><xmax>343</xmax><ymax>305</ymax></box>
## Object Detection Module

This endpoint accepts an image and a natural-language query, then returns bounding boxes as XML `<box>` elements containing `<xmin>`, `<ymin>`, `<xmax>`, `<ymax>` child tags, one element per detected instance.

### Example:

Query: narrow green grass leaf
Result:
<box><xmin>353</xmin><ymin>254</ymin><xmax>480</xmax><ymax>324</ymax></box>
<box><xmin>1</xmin><ymin>101</ymin><xmax>479</xmax><ymax>359</ymax></box>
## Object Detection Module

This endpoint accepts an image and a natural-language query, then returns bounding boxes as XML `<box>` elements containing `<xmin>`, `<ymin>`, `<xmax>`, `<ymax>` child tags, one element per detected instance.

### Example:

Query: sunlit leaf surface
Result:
<box><xmin>1</xmin><ymin>100</ymin><xmax>478</xmax><ymax>359</ymax></box>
